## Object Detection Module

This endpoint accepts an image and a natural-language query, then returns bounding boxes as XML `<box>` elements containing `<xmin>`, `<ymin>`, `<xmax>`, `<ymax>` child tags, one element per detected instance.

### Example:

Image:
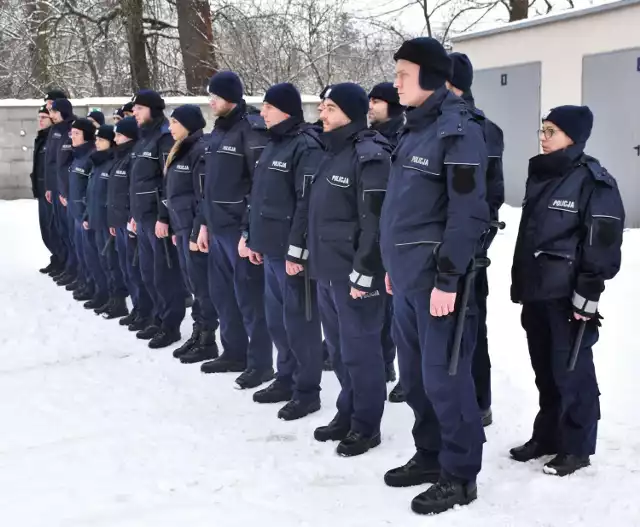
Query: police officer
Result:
<box><xmin>196</xmin><ymin>71</ymin><xmax>273</xmax><ymax>389</ymax></box>
<box><xmin>85</xmin><ymin>124</ymin><xmax>130</xmax><ymax>319</ymax></box>
<box><xmin>113</xmin><ymin>107</ymin><xmax>125</xmax><ymax>124</ymax></box>
<box><xmin>32</xmin><ymin>105</ymin><xmax>58</xmax><ymax>275</ymax></box>
<box><xmin>380</xmin><ymin>38</ymin><xmax>489</xmax><ymax>514</ymax></box>
<box><xmin>88</xmin><ymin>111</ymin><xmax>105</xmax><ymax>128</ymax></box>
<box><xmin>108</xmin><ymin>117</ymin><xmax>154</xmax><ymax>331</ymax></box>
<box><xmin>447</xmin><ymin>52</ymin><xmax>505</xmax><ymax>427</ymax></box>
<box><xmin>130</xmin><ymin>90</ymin><xmax>186</xmax><ymax>349</ymax></box>
<box><xmin>368</xmin><ymin>81</ymin><xmax>406</xmax><ymax>402</ymax></box>
<box><xmin>163</xmin><ymin>104</ymin><xmax>220</xmax><ymax>364</ymax></box>
<box><xmin>308</xmin><ymin>82</ymin><xmax>391</xmax><ymax>457</ymax></box>
<box><xmin>46</xmin><ymin>98</ymin><xmax>77</xmax><ymax>287</ymax></box>
<box><xmin>510</xmin><ymin>106</ymin><xmax>624</xmax><ymax>476</ymax></box>
<box><xmin>243</xmin><ymin>83</ymin><xmax>324</xmax><ymax>420</ymax></box>
<box><xmin>68</xmin><ymin>118</ymin><xmax>97</xmax><ymax>302</ymax></box>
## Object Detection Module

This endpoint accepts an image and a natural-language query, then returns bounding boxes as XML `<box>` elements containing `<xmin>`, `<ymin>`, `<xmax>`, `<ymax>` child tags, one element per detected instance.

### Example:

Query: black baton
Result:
<box><xmin>132</xmin><ymin>242</ymin><xmax>139</xmax><ymax>267</ymax></box>
<box><xmin>155</xmin><ymin>188</ymin><xmax>172</xmax><ymax>269</ymax></box>
<box><xmin>491</xmin><ymin>220</ymin><xmax>506</xmax><ymax>230</ymax></box>
<box><xmin>449</xmin><ymin>257</ymin><xmax>490</xmax><ymax>376</ymax></box>
<box><xmin>101</xmin><ymin>236</ymin><xmax>114</xmax><ymax>256</ymax></box>
<box><xmin>568</xmin><ymin>320</ymin><xmax>587</xmax><ymax>372</ymax></box>
<box><xmin>304</xmin><ymin>267</ymin><xmax>312</xmax><ymax>322</ymax></box>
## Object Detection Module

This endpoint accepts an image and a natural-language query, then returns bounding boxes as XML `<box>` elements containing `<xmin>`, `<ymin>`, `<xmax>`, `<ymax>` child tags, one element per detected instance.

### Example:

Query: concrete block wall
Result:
<box><xmin>0</xmin><ymin>96</ymin><xmax>320</xmax><ymax>200</ymax></box>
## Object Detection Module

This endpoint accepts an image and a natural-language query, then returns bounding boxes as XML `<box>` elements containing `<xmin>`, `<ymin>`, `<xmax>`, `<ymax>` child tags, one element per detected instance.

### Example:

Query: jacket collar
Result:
<box><xmin>90</xmin><ymin>148</ymin><xmax>113</xmax><ymax>165</ymax></box>
<box><xmin>268</xmin><ymin>116</ymin><xmax>303</xmax><ymax>140</ymax></box>
<box><xmin>140</xmin><ymin>116</ymin><xmax>167</xmax><ymax>138</ymax></box>
<box><xmin>322</xmin><ymin>120</ymin><xmax>366</xmax><ymax>153</ymax></box>
<box><xmin>172</xmin><ymin>129</ymin><xmax>203</xmax><ymax>162</ymax></box>
<box><xmin>73</xmin><ymin>141</ymin><xmax>95</xmax><ymax>157</ymax></box>
<box><xmin>404</xmin><ymin>86</ymin><xmax>450</xmax><ymax>131</ymax></box>
<box><xmin>370</xmin><ymin>114</ymin><xmax>404</xmax><ymax>139</ymax></box>
<box><xmin>114</xmin><ymin>140</ymin><xmax>135</xmax><ymax>159</ymax></box>
<box><xmin>529</xmin><ymin>143</ymin><xmax>586</xmax><ymax>180</ymax></box>
<box><xmin>215</xmin><ymin>100</ymin><xmax>247</xmax><ymax>131</ymax></box>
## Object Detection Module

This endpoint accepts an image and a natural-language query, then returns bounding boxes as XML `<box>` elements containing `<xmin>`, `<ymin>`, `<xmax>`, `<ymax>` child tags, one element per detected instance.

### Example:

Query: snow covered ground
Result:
<box><xmin>1</xmin><ymin>199</ymin><xmax>639</xmax><ymax>527</ymax></box>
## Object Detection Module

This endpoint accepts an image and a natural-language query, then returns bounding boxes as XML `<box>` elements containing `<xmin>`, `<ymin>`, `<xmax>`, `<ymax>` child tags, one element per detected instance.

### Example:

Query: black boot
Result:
<box><xmin>386</xmin><ymin>363</ymin><xmax>397</xmax><ymax>383</ymax></box>
<box><xmin>510</xmin><ymin>439</ymin><xmax>556</xmax><ymax>463</ymax></box>
<box><xmin>173</xmin><ymin>324</ymin><xmax>201</xmax><ymax>358</ymax></box>
<box><xmin>235</xmin><ymin>368</ymin><xmax>275</xmax><ymax>390</ymax></box>
<box><xmin>201</xmin><ymin>354</ymin><xmax>246</xmax><ymax>374</ymax></box>
<box><xmin>252</xmin><ymin>379</ymin><xmax>293</xmax><ymax>403</ymax></box>
<box><xmin>39</xmin><ymin>260</ymin><xmax>56</xmax><ymax>274</ymax></box>
<box><xmin>120</xmin><ymin>310</ymin><xmax>139</xmax><ymax>327</ymax></box>
<box><xmin>384</xmin><ymin>453</ymin><xmax>440</xmax><ymax>487</ymax></box>
<box><xmin>543</xmin><ymin>454</ymin><xmax>590</xmax><ymax>476</ymax></box>
<box><xmin>137</xmin><ymin>320</ymin><xmax>160</xmax><ymax>340</ymax></box>
<box><xmin>388</xmin><ymin>382</ymin><xmax>405</xmax><ymax>403</ymax></box>
<box><xmin>65</xmin><ymin>279</ymin><xmax>82</xmax><ymax>291</ymax></box>
<box><xmin>51</xmin><ymin>269</ymin><xmax>66</xmax><ymax>281</ymax></box>
<box><xmin>84</xmin><ymin>296</ymin><xmax>108</xmax><ymax>310</ymax></box>
<box><xmin>94</xmin><ymin>298</ymin><xmax>114</xmax><ymax>316</ymax></box>
<box><xmin>481</xmin><ymin>408</ymin><xmax>493</xmax><ymax>427</ymax></box>
<box><xmin>322</xmin><ymin>358</ymin><xmax>333</xmax><ymax>371</ymax></box>
<box><xmin>314</xmin><ymin>414</ymin><xmax>350</xmax><ymax>442</ymax></box>
<box><xmin>411</xmin><ymin>477</ymin><xmax>477</xmax><ymax>515</ymax></box>
<box><xmin>56</xmin><ymin>273</ymin><xmax>75</xmax><ymax>286</ymax></box>
<box><xmin>102</xmin><ymin>297</ymin><xmax>129</xmax><ymax>320</ymax></box>
<box><xmin>278</xmin><ymin>399</ymin><xmax>321</xmax><ymax>421</ymax></box>
<box><xmin>128</xmin><ymin>315</ymin><xmax>149</xmax><ymax>332</ymax></box>
<box><xmin>148</xmin><ymin>329</ymin><xmax>181</xmax><ymax>349</ymax></box>
<box><xmin>185</xmin><ymin>295</ymin><xmax>194</xmax><ymax>308</ymax></box>
<box><xmin>74</xmin><ymin>286</ymin><xmax>94</xmax><ymax>301</ymax></box>
<box><xmin>337</xmin><ymin>431</ymin><xmax>381</xmax><ymax>457</ymax></box>
<box><xmin>48</xmin><ymin>261</ymin><xmax>65</xmax><ymax>277</ymax></box>
<box><xmin>180</xmin><ymin>328</ymin><xmax>219</xmax><ymax>364</ymax></box>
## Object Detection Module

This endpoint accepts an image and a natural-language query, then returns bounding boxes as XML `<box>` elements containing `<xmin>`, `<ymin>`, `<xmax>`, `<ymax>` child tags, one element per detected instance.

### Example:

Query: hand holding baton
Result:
<box><xmin>568</xmin><ymin>320</ymin><xmax>587</xmax><ymax>371</ymax></box>
<box><xmin>101</xmin><ymin>236</ymin><xmax>114</xmax><ymax>256</ymax></box>
<box><xmin>154</xmin><ymin>188</ymin><xmax>172</xmax><ymax>269</ymax></box>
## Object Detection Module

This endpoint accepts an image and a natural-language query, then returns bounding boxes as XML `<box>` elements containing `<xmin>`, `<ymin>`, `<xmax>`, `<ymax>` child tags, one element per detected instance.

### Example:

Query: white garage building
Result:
<box><xmin>451</xmin><ymin>0</ymin><xmax>640</xmax><ymax>225</ymax></box>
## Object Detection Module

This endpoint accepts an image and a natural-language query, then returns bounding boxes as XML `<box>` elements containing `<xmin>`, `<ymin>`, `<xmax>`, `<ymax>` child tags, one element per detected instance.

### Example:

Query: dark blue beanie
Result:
<box><xmin>208</xmin><ymin>71</ymin><xmax>243</xmax><ymax>104</ymax></box>
<box><xmin>114</xmin><ymin>116</ymin><xmax>139</xmax><ymax>140</ymax></box>
<box><xmin>449</xmin><ymin>52</ymin><xmax>473</xmax><ymax>93</ymax></box>
<box><xmin>324</xmin><ymin>83</ymin><xmax>369</xmax><ymax>123</ymax></box>
<box><xmin>368</xmin><ymin>82</ymin><xmax>404</xmax><ymax>116</ymax></box>
<box><xmin>132</xmin><ymin>89</ymin><xmax>165</xmax><ymax>110</ymax></box>
<box><xmin>88</xmin><ymin>110</ymin><xmax>105</xmax><ymax>126</ymax></box>
<box><xmin>51</xmin><ymin>98</ymin><xmax>73</xmax><ymax>120</ymax></box>
<box><xmin>171</xmin><ymin>104</ymin><xmax>207</xmax><ymax>134</ymax></box>
<box><xmin>96</xmin><ymin>124</ymin><xmax>115</xmax><ymax>143</ymax></box>
<box><xmin>45</xmin><ymin>89</ymin><xmax>67</xmax><ymax>102</ymax></box>
<box><xmin>544</xmin><ymin>105</ymin><xmax>594</xmax><ymax>145</ymax></box>
<box><xmin>71</xmin><ymin>118</ymin><xmax>96</xmax><ymax>142</ymax></box>
<box><xmin>264</xmin><ymin>83</ymin><xmax>303</xmax><ymax>119</ymax></box>
<box><xmin>393</xmin><ymin>37</ymin><xmax>452</xmax><ymax>90</ymax></box>
<box><xmin>38</xmin><ymin>105</ymin><xmax>49</xmax><ymax>116</ymax></box>
<box><xmin>319</xmin><ymin>85</ymin><xmax>333</xmax><ymax>99</ymax></box>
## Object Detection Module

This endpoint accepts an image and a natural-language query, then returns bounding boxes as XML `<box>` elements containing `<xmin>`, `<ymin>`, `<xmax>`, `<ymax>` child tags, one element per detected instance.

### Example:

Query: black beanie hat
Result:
<box><xmin>51</xmin><ymin>98</ymin><xmax>73</xmax><ymax>120</ymax></box>
<box><xmin>132</xmin><ymin>90</ymin><xmax>165</xmax><ymax>118</ymax></box>
<box><xmin>208</xmin><ymin>71</ymin><xmax>243</xmax><ymax>104</ymax></box>
<box><xmin>171</xmin><ymin>104</ymin><xmax>207</xmax><ymax>134</ymax></box>
<box><xmin>96</xmin><ymin>124</ymin><xmax>115</xmax><ymax>143</ymax></box>
<box><xmin>319</xmin><ymin>85</ymin><xmax>333</xmax><ymax>100</ymax></box>
<box><xmin>324</xmin><ymin>83</ymin><xmax>369</xmax><ymax>123</ymax></box>
<box><xmin>114</xmin><ymin>116</ymin><xmax>139</xmax><ymax>140</ymax></box>
<box><xmin>114</xmin><ymin>107</ymin><xmax>125</xmax><ymax>119</ymax></box>
<box><xmin>264</xmin><ymin>83</ymin><xmax>303</xmax><ymax>119</ymax></box>
<box><xmin>543</xmin><ymin>105</ymin><xmax>594</xmax><ymax>145</ymax></box>
<box><xmin>72</xmin><ymin>118</ymin><xmax>96</xmax><ymax>142</ymax></box>
<box><xmin>45</xmin><ymin>89</ymin><xmax>67</xmax><ymax>102</ymax></box>
<box><xmin>88</xmin><ymin>110</ymin><xmax>105</xmax><ymax>126</ymax></box>
<box><xmin>38</xmin><ymin>105</ymin><xmax>50</xmax><ymax>116</ymax></box>
<box><xmin>448</xmin><ymin>52</ymin><xmax>473</xmax><ymax>93</ymax></box>
<box><xmin>368</xmin><ymin>82</ymin><xmax>404</xmax><ymax>117</ymax></box>
<box><xmin>122</xmin><ymin>102</ymin><xmax>134</xmax><ymax>114</ymax></box>
<box><xmin>393</xmin><ymin>37</ymin><xmax>452</xmax><ymax>90</ymax></box>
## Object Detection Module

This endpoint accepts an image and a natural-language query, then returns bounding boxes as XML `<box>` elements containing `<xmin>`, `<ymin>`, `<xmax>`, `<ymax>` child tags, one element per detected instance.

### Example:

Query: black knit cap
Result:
<box><xmin>171</xmin><ymin>104</ymin><xmax>207</xmax><ymax>134</ymax></box>
<box><xmin>45</xmin><ymin>89</ymin><xmax>68</xmax><ymax>102</ymax></box>
<box><xmin>113</xmin><ymin>107</ymin><xmax>125</xmax><ymax>119</ymax></box>
<box><xmin>71</xmin><ymin>118</ymin><xmax>96</xmax><ymax>142</ymax></box>
<box><xmin>38</xmin><ymin>105</ymin><xmax>50</xmax><ymax>116</ymax></box>
<box><xmin>264</xmin><ymin>83</ymin><xmax>303</xmax><ymax>119</ymax></box>
<box><xmin>96</xmin><ymin>124</ymin><xmax>115</xmax><ymax>143</ymax></box>
<box><xmin>122</xmin><ymin>102</ymin><xmax>134</xmax><ymax>114</ymax></box>
<box><xmin>368</xmin><ymin>82</ymin><xmax>404</xmax><ymax>117</ymax></box>
<box><xmin>114</xmin><ymin>116</ymin><xmax>139</xmax><ymax>140</ymax></box>
<box><xmin>208</xmin><ymin>71</ymin><xmax>243</xmax><ymax>104</ymax></box>
<box><xmin>544</xmin><ymin>105</ymin><xmax>594</xmax><ymax>145</ymax></box>
<box><xmin>132</xmin><ymin>90</ymin><xmax>165</xmax><ymax>111</ymax></box>
<box><xmin>88</xmin><ymin>110</ymin><xmax>105</xmax><ymax>126</ymax></box>
<box><xmin>448</xmin><ymin>52</ymin><xmax>473</xmax><ymax>92</ymax></box>
<box><xmin>393</xmin><ymin>37</ymin><xmax>452</xmax><ymax>90</ymax></box>
<box><xmin>324</xmin><ymin>83</ymin><xmax>369</xmax><ymax>123</ymax></box>
<box><xmin>319</xmin><ymin>85</ymin><xmax>333</xmax><ymax>99</ymax></box>
<box><xmin>51</xmin><ymin>98</ymin><xmax>73</xmax><ymax>120</ymax></box>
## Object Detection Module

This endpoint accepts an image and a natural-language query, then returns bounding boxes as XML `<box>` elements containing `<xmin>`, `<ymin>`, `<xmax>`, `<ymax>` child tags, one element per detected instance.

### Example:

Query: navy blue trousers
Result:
<box><xmin>37</xmin><ymin>197</ymin><xmax>55</xmax><ymax>259</ymax></box>
<box><xmin>472</xmin><ymin>268</ymin><xmax>491</xmax><ymax>411</ymax></box>
<box><xmin>137</xmin><ymin>222</ymin><xmax>186</xmax><ymax>331</ymax></box>
<box><xmin>82</xmin><ymin>228</ymin><xmax>108</xmax><ymax>301</ymax></box>
<box><xmin>207</xmin><ymin>231</ymin><xmax>272</xmax><ymax>371</ymax></box>
<box><xmin>73</xmin><ymin>218</ymin><xmax>88</xmax><ymax>285</ymax></box>
<box><xmin>115</xmin><ymin>228</ymin><xmax>153</xmax><ymax>318</ymax></box>
<box><xmin>382</xmin><ymin>293</ymin><xmax>396</xmax><ymax>369</ymax></box>
<box><xmin>95</xmin><ymin>228</ymin><xmax>127</xmax><ymax>299</ymax></box>
<box><xmin>393</xmin><ymin>289</ymin><xmax>485</xmax><ymax>483</ymax></box>
<box><xmin>264</xmin><ymin>256</ymin><xmax>323</xmax><ymax>404</ymax></box>
<box><xmin>521</xmin><ymin>301</ymin><xmax>600</xmax><ymax>457</ymax></box>
<box><xmin>317</xmin><ymin>279</ymin><xmax>386</xmax><ymax>435</ymax></box>
<box><xmin>175</xmin><ymin>233</ymin><xmax>219</xmax><ymax>331</ymax></box>
<box><xmin>56</xmin><ymin>199</ymin><xmax>75</xmax><ymax>274</ymax></box>
<box><xmin>50</xmin><ymin>197</ymin><xmax>68</xmax><ymax>267</ymax></box>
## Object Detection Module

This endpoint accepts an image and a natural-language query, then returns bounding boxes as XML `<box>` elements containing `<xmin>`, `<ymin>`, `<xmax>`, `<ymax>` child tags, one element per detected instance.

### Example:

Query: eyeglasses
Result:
<box><xmin>538</xmin><ymin>127</ymin><xmax>557</xmax><ymax>140</ymax></box>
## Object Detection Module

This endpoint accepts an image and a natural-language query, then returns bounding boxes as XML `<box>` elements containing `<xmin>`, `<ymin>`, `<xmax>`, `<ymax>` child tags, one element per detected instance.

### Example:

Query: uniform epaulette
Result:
<box><xmin>245</xmin><ymin>112</ymin><xmax>267</xmax><ymax>131</ymax></box>
<box><xmin>354</xmin><ymin>130</ymin><xmax>391</xmax><ymax>163</ymax></box>
<box><xmin>437</xmin><ymin>101</ymin><xmax>470</xmax><ymax>139</ymax></box>
<box><xmin>582</xmin><ymin>155</ymin><xmax>616</xmax><ymax>187</ymax></box>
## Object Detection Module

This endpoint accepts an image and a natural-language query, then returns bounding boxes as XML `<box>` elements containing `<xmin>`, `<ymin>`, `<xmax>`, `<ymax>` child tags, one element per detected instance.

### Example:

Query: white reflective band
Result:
<box><xmin>288</xmin><ymin>245</ymin><xmax>309</xmax><ymax>260</ymax></box>
<box><xmin>350</xmin><ymin>271</ymin><xmax>373</xmax><ymax>289</ymax></box>
<box><xmin>572</xmin><ymin>291</ymin><xmax>598</xmax><ymax>315</ymax></box>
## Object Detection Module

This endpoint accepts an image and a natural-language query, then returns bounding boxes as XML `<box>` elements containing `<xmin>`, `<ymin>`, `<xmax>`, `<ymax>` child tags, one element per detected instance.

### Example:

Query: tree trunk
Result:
<box><xmin>24</xmin><ymin>0</ymin><xmax>51</xmax><ymax>95</ymax></box>
<box><xmin>121</xmin><ymin>0</ymin><xmax>151</xmax><ymax>92</ymax></box>
<box><xmin>509</xmin><ymin>0</ymin><xmax>529</xmax><ymax>21</ymax></box>
<box><xmin>175</xmin><ymin>0</ymin><xmax>217</xmax><ymax>94</ymax></box>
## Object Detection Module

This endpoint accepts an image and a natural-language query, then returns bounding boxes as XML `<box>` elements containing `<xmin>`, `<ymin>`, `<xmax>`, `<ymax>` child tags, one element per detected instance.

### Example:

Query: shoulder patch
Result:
<box><xmin>437</xmin><ymin>103</ymin><xmax>470</xmax><ymax>139</ymax></box>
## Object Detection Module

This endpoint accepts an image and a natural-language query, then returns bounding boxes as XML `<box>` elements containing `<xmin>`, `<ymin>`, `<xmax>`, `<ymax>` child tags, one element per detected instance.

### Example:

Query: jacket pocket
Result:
<box><xmin>316</xmin><ymin>221</ymin><xmax>357</xmax><ymax>275</ymax></box>
<box><xmin>534</xmin><ymin>250</ymin><xmax>575</xmax><ymax>299</ymax></box>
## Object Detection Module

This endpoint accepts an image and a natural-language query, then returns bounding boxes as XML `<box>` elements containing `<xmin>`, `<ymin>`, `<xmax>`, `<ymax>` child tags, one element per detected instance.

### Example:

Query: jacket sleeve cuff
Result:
<box><xmin>349</xmin><ymin>270</ymin><xmax>375</xmax><ymax>292</ymax></box>
<box><xmin>286</xmin><ymin>245</ymin><xmax>309</xmax><ymax>264</ymax></box>
<box><xmin>572</xmin><ymin>291</ymin><xmax>599</xmax><ymax>317</ymax></box>
<box><xmin>435</xmin><ymin>273</ymin><xmax>459</xmax><ymax>293</ymax></box>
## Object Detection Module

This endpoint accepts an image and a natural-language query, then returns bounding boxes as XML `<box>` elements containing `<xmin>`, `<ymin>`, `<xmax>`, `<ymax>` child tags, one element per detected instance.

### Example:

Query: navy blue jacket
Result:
<box><xmin>307</xmin><ymin>121</ymin><xmax>392</xmax><ymax>292</ymax></box>
<box><xmin>201</xmin><ymin>100</ymin><xmax>268</xmax><ymax>235</ymax></box>
<box><xmin>247</xmin><ymin>117</ymin><xmax>324</xmax><ymax>260</ymax></box>
<box><xmin>511</xmin><ymin>145</ymin><xmax>625</xmax><ymax>314</ymax></box>
<box><xmin>130</xmin><ymin>116</ymin><xmax>174</xmax><ymax>225</ymax></box>
<box><xmin>31</xmin><ymin>128</ymin><xmax>49</xmax><ymax>198</ymax></box>
<box><xmin>380</xmin><ymin>86</ymin><xmax>490</xmax><ymax>295</ymax></box>
<box><xmin>107</xmin><ymin>141</ymin><xmax>136</xmax><ymax>229</ymax></box>
<box><xmin>370</xmin><ymin>113</ymin><xmax>404</xmax><ymax>148</ymax></box>
<box><xmin>86</xmin><ymin>148</ymin><xmax>116</xmax><ymax>231</ymax></box>
<box><xmin>45</xmin><ymin>116</ymin><xmax>75</xmax><ymax>196</ymax></box>
<box><xmin>164</xmin><ymin>129</ymin><xmax>205</xmax><ymax>241</ymax></box>
<box><xmin>68</xmin><ymin>141</ymin><xmax>95</xmax><ymax>221</ymax></box>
